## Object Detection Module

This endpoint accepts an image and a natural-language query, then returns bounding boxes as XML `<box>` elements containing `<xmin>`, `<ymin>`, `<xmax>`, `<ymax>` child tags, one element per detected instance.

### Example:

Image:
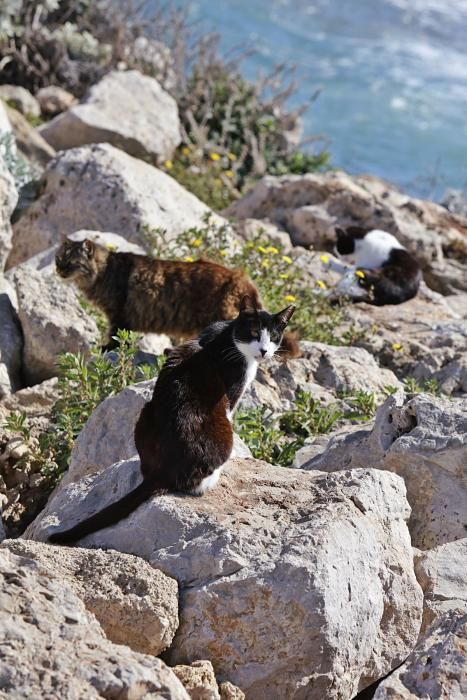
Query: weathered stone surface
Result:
<box><xmin>9</xmin><ymin>265</ymin><xmax>99</xmax><ymax>384</ymax></box>
<box><xmin>172</xmin><ymin>660</ymin><xmax>221</xmax><ymax>700</ymax></box>
<box><xmin>5</xmin><ymin>104</ymin><xmax>55</xmax><ymax>169</ymax></box>
<box><xmin>374</xmin><ymin>610</ymin><xmax>467</xmax><ymax>700</ymax></box>
<box><xmin>0</xmin><ymin>151</ymin><xmax>17</xmax><ymax>271</ymax></box>
<box><xmin>36</xmin><ymin>85</ymin><xmax>77</xmax><ymax>117</ymax></box>
<box><xmin>2</xmin><ymin>539</ymin><xmax>179</xmax><ymax>656</ymax></box>
<box><xmin>303</xmin><ymin>393</ymin><xmax>467</xmax><ymax>549</ymax></box>
<box><xmin>0</xmin><ymin>85</ymin><xmax>40</xmax><ymax>118</ymax></box>
<box><xmin>226</xmin><ymin>170</ymin><xmax>467</xmax><ymax>294</ymax></box>
<box><xmin>219</xmin><ymin>682</ymin><xmax>245</xmax><ymax>700</ymax></box>
<box><xmin>28</xmin><ymin>459</ymin><xmax>422</xmax><ymax>699</ymax></box>
<box><xmin>9</xmin><ymin>143</ymin><xmax>221</xmax><ymax>267</ymax></box>
<box><xmin>40</xmin><ymin>70</ymin><xmax>181</xmax><ymax>161</ymax></box>
<box><xmin>0</xmin><ymin>547</ymin><xmax>189</xmax><ymax>699</ymax></box>
<box><xmin>0</xmin><ymin>275</ymin><xmax>22</xmax><ymax>397</ymax></box>
<box><xmin>0</xmin><ymin>100</ymin><xmax>12</xmax><ymax>133</ymax></box>
<box><xmin>414</xmin><ymin>539</ymin><xmax>467</xmax><ymax>633</ymax></box>
<box><xmin>0</xmin><ymin>377</ymin><xmax>58</xmax><ymax>422</ymax></box>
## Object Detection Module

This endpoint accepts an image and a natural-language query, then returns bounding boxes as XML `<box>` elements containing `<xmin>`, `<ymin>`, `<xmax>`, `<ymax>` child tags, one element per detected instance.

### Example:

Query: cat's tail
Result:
<box><xmin>48</xmin><ymin>473</ymin><xmax>163</xmax><ymax>545</ymax></box>
<box><xmin>279</xmin><ymin>331</ymin><xmax>301</xmax><ymax>359</ymax></box>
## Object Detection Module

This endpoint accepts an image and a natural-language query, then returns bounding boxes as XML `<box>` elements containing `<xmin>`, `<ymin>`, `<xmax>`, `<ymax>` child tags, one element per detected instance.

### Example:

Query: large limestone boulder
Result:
<box><xmin>0</xmin><ymin>276</ymin><xmax>22</xmax><ymax>397</ymax></box>
<box><xmin>2</xmin><ymin>539</ymin><xmax>179</xmax><ymax>656</ymax></box>
<box><xmin>414</xmin><ymin>538</ymin><xmax>467</xmax><ymax>633</ymax></box>
<box><xmin>226</xmin><ymin>170</ymin><xmax>467</xmax><ymax>294</ymax></box>
<box><xmin>303</xmin><ymin>393</ymin><xmax>467</xmax><ymax>549</ymax></box>
<box><xmin>374</xmin><ymin>610</ymin><xmax>467</xmax><ymax>700</ymax></box>
<box><xmin>172</xmin><ymin>659</ymin><xmax>245</xmax><ymax>700</ymax></box>
<box><xmin>8</xmin><ymin>143</ymin><xmax>221</xmax><ymax>267</ymax></box>
<box><xmin>40</xmin><ymin>70</ymin><xmax>181</xmax><ymax>161</ymax></box>
<box><xmin>28</xmin><ymin>459</ymin><xmax>423</xmax><ymax>699</ymax></box>
<box><xmin>0</xmin><ymin>548</ymin><xmax>189</xmax><ymax>699</ymax></box>
<box><xmin>0</xmin><ymin>150</ymin><xmax>18</xmax><ymax>271</ymax></box>
<box><xmin>5</xmin><ymin>104</ymin><xmax>55</xmax><ymax>169</ymax></box>
<box><xmin>9</xmin><ymin>265</ymin><xmax>99</xmax><ymax>384</ymax></box>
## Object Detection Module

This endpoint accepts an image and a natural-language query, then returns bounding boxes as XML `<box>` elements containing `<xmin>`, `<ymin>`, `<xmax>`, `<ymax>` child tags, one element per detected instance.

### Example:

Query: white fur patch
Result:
<box><xmin>193</xmin><ymin>465</ymin><xmax>225</xmax><ymax>495</ymax></box>
<box><xmin>235</xmin><ymin>329</ymin><xmax>278</xmax><ymax>363</ymax></box>
<box><xmin>353</xmin><ymin>229</ymin><xmax>404</xmax><ymax>268</ymax></box>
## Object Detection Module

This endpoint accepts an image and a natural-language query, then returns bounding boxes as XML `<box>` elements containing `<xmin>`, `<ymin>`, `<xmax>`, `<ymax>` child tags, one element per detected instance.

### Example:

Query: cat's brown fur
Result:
<box><xmin>56</xmin><ymin>238</ymin><xmax>265</xmax><ymax>349</ymax></box>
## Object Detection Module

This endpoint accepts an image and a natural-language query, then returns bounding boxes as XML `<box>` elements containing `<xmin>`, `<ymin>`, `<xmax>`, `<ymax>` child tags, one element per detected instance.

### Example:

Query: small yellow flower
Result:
<box><xmin>266</xmin><ymin>246</ymin><xmax>279</xmax><ymax>254</ymax></box>
<box><xmin>191</xmin><ymin>238</ymin><xmax>202</xmax><ymax>248</ymax></box>
<box><xmin>106</xmin><ymin>243</ymin><xmax>117</xmax><ymax>251</ymax></box>
<box><xmin>220</xmin><ymin>250</ymin><xmax>228</xmax><ymax>257</ymax></box>
<box><xmin>246</xmin><ymin>242</ymin><xmax>254</xmax><ymax>249</ymax></box>
<box><xmin>262</xmin><ymin>259</ymin><xmax>270</xmax><ymax>268</ymax></box>
<box><xmin>225</xmin><ymin>169</ymin><xmax>234</xmax><ymax>178</ymax></box>
<box><xmin>257</xmin><ymin>245</ymin><xmax>268</xmax><ymax>254</ymax></box>
<box><xmin>355</xmin><ymin>270</ymin><xmax>365</xmax><ymax>279</ymax></box>
<box><xmin>316</xmin><ymin>279</ymin><xmax>327</xmax><ymax>289</ymax></box>
<box><xmin>210</xmin><ymin>152</ymin><xmax>221</xmax><ymax>161</ymax></box>
<box><xmin>164</xmin><ymin>159</ymin><xmax>173</xmax><ymax>169</ymax></box>
<box><xmin>284</xmin><ymin>294</ymin><xmax>296</xmax><ymax>302</ymax></box>
<box><xmin>279</xmin><ymin>273</ymin><xmax>289</xmax><ymax>279</ymax></box>
<box><xmin>282</xmin><ymin>255</ymin><xmax>293</xmax><ymax>264</ymax></box>
<box><xmin>228</xmin><ymin>152</ymin><xmax>237</xmax><ymax>161</ymax></box>
<box><xmin>184</xmin><ymin>256</ymin><xmax>195</xmax><ymax>263</ymax></box>
<box><xmin>181</xmin><ymin>146</ymin><xmax>190</xmax><ymax>156</ymax></box>
<box><xmin>392</xmin><ymin>342</ymin><xmax>404</xmax><ymax>352</ymax></box>
<box><xmin>320</xmin><ymin>254</ymin><xmax>330</xmax><ymax>264</ymax></box>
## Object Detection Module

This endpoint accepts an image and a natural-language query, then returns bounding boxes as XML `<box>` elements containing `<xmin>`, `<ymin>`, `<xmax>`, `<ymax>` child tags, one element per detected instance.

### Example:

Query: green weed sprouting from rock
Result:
<box><xmin>403</xmin><ymin>376</ymin><xmax>441</xmax><ymax>396</ymax></box>
<box><xmin>2</xmin><ymin>331</ymin><xmax>162</xmax><ymax>486</ymax></box>
<box><xmin>142</xmin><ymin>215</ymin><xmax>346</xmax><ymax>345</ymax></box>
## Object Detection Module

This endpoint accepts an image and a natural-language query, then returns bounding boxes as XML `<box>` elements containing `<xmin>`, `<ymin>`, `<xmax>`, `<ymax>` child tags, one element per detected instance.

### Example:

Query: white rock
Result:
<box><xmin>374</xmin><ymin>610</ymin><xmax>467</xmax><ymax>700</ymax></box>
<box><xmin>2</xmin><ymin>539</ymin><xmax>179</xmax><ymax>656</ymax></box>
<box><xmin>0</xmin><ymin>150</ymin><xmax>18</xmax><ymax>271</ymax></box>
<box><xmin>414</xmin><ymin>539</ymin><xmax>467</xmax><ymax>633</ymax></box>
<box><xmin>0</xmin><ymin>85</ymin><xmax>40</xmax><ymax>118</ymax></box>
<box><xmin>8</xmin><ymin>143</ymin><xmax>222</xmax><ymax>267</ymax></box>
<box><xmin>9</xmin><ymin>265</ymin><xmax>99</xmax><ymax>384</ymax></box>
<box><xmin>40</xmin><ymin>70</ymin><xmax>181</xmax><ymax>161</ymax></box>
<box><xmin>28</xmin><ymin>459</ymin><xmax>423</xmax><ymax>699</ymax></box>
<box><xmin>303</xmin><ymin>393</ymin><xmax>467</xmax><ymax>549</ymax></box>
<box><xmin>0</xmin><ymin>548</ymin><xmax>189</xmax><ymax>699</ymax></box>
<box><xmin>0</xmin><ymin>275</ymin><xmax>22</xmax><ymax>397</ymax></box>
<box><xmin>0</xmin><ymin>100</ymin><xmax>12</xmax><ymax>134</ymax></box>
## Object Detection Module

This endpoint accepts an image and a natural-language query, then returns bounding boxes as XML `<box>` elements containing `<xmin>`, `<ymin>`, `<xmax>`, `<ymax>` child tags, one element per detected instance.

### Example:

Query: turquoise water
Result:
<box><xmin>166</xmin><ymin>0</ymin><xmax>467</xmax><ymax>199</ymax></box>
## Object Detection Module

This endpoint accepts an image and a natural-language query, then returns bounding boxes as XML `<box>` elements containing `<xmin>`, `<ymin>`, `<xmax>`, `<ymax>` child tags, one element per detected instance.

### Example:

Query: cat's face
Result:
<box><xmin>55</xmin><ymin>239</ymin><xmax>97</xmax><ymax>283</ymax></box>
<box><xmin>234</xmin><ymin>302</ymin><xmax>295</xmax><ymax>363</ymax></box>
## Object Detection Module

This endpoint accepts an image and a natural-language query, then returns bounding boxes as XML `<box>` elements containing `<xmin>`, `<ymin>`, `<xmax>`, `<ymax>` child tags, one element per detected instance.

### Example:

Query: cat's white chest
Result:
<box><xmin>194</xmin><ymin>465</ymin><xmax>225</xmax><ymax>495</ymax></box>
<box><xmin>355</xmin><ymin>230</ymin><xmax>404</xmax><ymax>268</ymax></box>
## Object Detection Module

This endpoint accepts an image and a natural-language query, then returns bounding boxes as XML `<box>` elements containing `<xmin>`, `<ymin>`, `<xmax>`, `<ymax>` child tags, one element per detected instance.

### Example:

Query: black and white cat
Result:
<box><xmin>49</xmin><ymin>297</ymin><xmax>295</xmax><ymax>544</ymax></box>
<box><xmin>325</xmin><ymin>226</ymin><xmax>421</xmax><ymax>305</ymax></box>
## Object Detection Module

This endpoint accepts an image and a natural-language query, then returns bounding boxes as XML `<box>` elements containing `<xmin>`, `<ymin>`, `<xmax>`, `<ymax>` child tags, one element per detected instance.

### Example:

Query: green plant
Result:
<box><xmin>280</xmin><ymin>389</ymin><xmax>343</xmax><ymax>437</ymax></box>
<box><xmin>403</xmin><ymin>376</ymin><xmax>441</xmax><ymax>396</ymax></box>
<box><xmin>340</xmin><ymin>389</ymin><xmax>378</xmax><ymax>421</ymax></box>
<box><xmin>3</xmin><ymin>330</ymin><xmax>163</xmax><ymax>485</ymax></box>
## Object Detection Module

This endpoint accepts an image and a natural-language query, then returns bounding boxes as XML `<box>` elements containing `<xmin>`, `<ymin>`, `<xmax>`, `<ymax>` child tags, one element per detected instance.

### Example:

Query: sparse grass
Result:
<box><xmin>403</xmin><ymin>376</ymin><xmax>442</xmax><ymax>395</ymax></box>
<box><xmin>3</xmin><ymin>331</ymin><xmax>162</xmax><ymax>486</ymax></box>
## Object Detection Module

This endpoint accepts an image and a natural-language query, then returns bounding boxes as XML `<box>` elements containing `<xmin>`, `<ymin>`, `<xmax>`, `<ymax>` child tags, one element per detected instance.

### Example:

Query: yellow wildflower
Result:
<box><xmin>282</xmin><ymin>255</ymin><xmax>293</xmax><ymax>264</ymax></box>
<box><xmin>225</xmin><ymin>169</ymin><xmax>234</xmax><ymax>178</ymax></box>
<box><xmin>106</xmin><ymin>243</ymin><xmax>117</xmax><ymax>251</ymax></box>
<box><xmin>262</xmin><ymin>259</ymin><xmax>270</xmax><ymax>269</ymax></box>
<box><xmin>266</xmin><ymin>246</ymin><xmax>279</xmax><ymax>254</ymax></box>
<box><xmin>164</xmin><ymin>160</ymin><xmax>173</xmax><ymax>169</ymax></box>
<box><xmin>320</xmin><ymin>254</ymin><xmax>330</xmax><ymax>264</ymax></box>
<box><xmin>392</xmin><ymin>342</ymin><xmax>404</xmax><ymax>352</ymax></box>
<box><xmin>191</xmin><ymin>238</ymin><xmax>202</xmax><ymax>248</ymax></box>
<box><xmin>355</xmin><ymin>270</ymin><xmax>365</xmax><ymax>279</ymax></box>
<box><xmin>246</xmin><ymin>242</ymin><xmax>254</xmax><ymax>249</ymax></box>
<box><xmin>316</xmin><ymin>279</ymin><xmax>327</xmax><ymax>289</ymax></box>
<box><xmin>284</xmin><ymin>294</ymin><xmax>296</xmax><ymax>302</ymax></box>
<box><xmin>181</xmin><ymin>146</ymin><xmax>190</xmax><ymax>156</ymax></box>
<box><xmin>257</xmin><ymin>245</ymin><xmax>268</xmax><ymax>254</ymax></box>
<box><xmin>228</xmin><ymin>152</ymin><xmax>237</xmax><ymax>161</ymax></box>
<box><xmin>220</xmin><ymin>250</ymin><xmax>228</xmax><ymax>257</ymax></box>
<box><xmin>184</xmin><ymin>256</ymin><xmax>194</xmax><ymax>263</ymax></box>
<box><xmin>279</xmin><ymin>273</ymin><xmax>289</xmax><ymax>279</ymax></box>
<box><xmin>210</xmin><ymin>152</ymin><xmax>221</xmax><ymax>161</ymax></box>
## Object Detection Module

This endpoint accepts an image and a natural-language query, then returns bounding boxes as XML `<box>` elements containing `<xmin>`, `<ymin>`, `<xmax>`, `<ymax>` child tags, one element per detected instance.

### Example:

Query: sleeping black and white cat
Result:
<box><xmin>325</xmin><ymin>226</ymin><xmax>422</xmax><ymax>305</ymax></box>
<box><xmin>49</xmin><ymin>296</ymin><xmax>295</xmax><ymax>544</ymax></box>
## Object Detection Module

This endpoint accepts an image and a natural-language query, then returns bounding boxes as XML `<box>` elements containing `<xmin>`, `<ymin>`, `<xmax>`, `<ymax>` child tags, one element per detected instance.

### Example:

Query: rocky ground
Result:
<box><xmin>0</xmin><ymin>66</ymin><xmax>466</xmax><ymax>700</ymax></box>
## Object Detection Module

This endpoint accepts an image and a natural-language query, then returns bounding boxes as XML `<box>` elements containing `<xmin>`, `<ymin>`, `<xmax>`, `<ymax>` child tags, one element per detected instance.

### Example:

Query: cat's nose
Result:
<box><xmin>260</xmin><ymin>349</ymin><xmax>267</xmax><ymax>357</ymax></box>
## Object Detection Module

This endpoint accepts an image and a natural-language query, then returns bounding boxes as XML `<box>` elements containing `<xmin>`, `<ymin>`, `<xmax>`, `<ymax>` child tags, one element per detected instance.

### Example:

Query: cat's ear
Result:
<box><xmin>82</xmin><ymin>239</ymin><xmax>95</xmax><ymax>258</ymax></box>
<box><xmin>275</xmin><ymin>304</ymin><xmax>295</xmax><ymax>329</ymax></box>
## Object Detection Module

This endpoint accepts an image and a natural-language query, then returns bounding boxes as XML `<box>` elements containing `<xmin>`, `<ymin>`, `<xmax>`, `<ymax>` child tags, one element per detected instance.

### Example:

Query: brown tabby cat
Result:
<box><xmin>55</xmin><ymin>238</ymin><xmax>300</xmax><ymax>356</ymax></box>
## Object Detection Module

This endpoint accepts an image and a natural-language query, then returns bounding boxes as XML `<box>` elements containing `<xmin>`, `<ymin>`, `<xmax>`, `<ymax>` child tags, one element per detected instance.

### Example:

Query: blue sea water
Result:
<box><xmin>163</xmin><ymin>0</ymin><xmax>467</xmax><ymax>200</ymax></box>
